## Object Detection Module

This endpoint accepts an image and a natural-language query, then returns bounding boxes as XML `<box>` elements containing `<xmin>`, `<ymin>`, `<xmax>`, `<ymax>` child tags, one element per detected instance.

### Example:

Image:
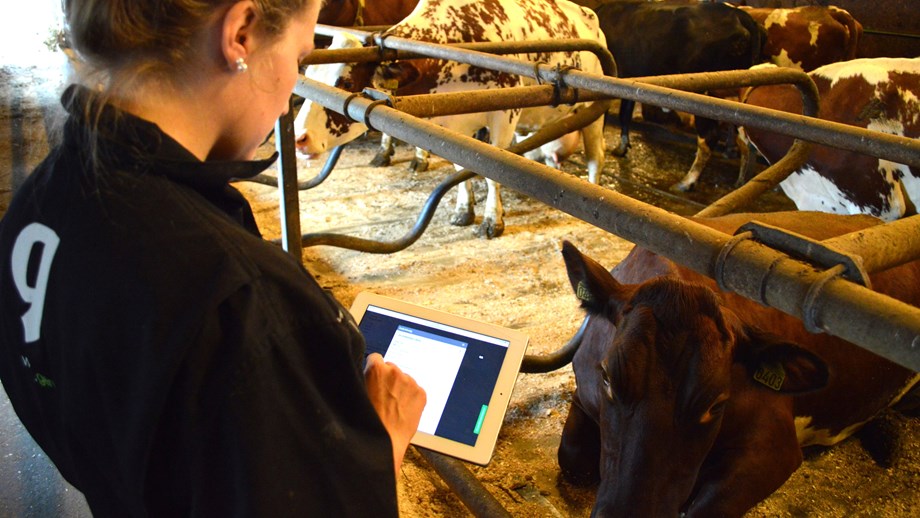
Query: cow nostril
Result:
<box><xmin>295</xmin><ymin>133</ymin><xmax>309</xmax><ymax>147</ymax></box>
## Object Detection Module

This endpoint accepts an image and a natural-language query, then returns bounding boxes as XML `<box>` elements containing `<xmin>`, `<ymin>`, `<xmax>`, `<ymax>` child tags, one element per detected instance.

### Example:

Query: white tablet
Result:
<box><xmin>350</xmin><ymin>291</ymin><xmax>529</xmax><ymax>466</ymax></box>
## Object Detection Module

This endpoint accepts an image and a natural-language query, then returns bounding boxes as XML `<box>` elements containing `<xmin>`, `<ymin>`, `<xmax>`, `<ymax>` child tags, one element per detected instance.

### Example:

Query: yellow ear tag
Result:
<box><xmin>576</xmin><ymin>281</ymin><xmax>593</xmax><ymax>303</ymax></box>
<box><xmin>753</xmin><ymin>362</ymin><xmax>785</xmax><ymax>391</ymax></box>
<box><xmin>381</xmin><ymin>79</ymin><xmax>399</xmax><ymax>91</ymax></box>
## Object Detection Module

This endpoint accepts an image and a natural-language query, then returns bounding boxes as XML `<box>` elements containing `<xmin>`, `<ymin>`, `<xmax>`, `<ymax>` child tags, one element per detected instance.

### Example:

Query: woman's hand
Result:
<box><xmin>364</xmin><ymin>353</ymin><xmax>427</xmax><ymax>477</ymax></box>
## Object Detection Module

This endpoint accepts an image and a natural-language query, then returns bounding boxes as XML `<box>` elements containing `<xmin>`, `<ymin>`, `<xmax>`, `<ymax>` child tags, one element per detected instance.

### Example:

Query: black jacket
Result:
<box><xmin>0</xmin><ymin>85</ymin><xmax>397</xmax><ymax>517</ymax></box>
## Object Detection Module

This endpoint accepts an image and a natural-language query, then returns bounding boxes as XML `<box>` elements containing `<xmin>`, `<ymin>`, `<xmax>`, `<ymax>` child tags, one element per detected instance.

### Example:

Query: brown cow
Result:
<box><xmin>558</xmin><ymin>211</ymin><xmax>920</xmax><ymax>517</ymax></box>
<box><xmin>739</xmin><ymin>5</ymin><xmax>862</xmax><ymax>72</ymax></box>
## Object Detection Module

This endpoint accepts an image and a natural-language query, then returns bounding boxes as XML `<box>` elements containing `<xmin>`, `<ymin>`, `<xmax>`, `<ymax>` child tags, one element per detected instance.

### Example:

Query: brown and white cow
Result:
<box><xmin>739</xmin><ymin>58</ymin><xmax>920</xmax><ymax>221</ymax></box>
<box><xmin>739</xmin><ymin>5</ymin><xmax>862</xmax><ymax>72</ymax></box>
<box><xmin>294</xmin><ymin>0</ymin><xmax>608</xmax><ymax>239</ymax></box>
<box><xmin>588</xmin><ymin>1</ymin><xmax>766</xmax><ymax>193</ymax></box>
<box><xmin>313</xmin><ymin>0</ymin><xmax>424</xmax><ymax>169</ymax></box>
<box><xmin>558</xmin><ymin>210</ymin><xmax>920</xmax><ymax>517</ymax></box>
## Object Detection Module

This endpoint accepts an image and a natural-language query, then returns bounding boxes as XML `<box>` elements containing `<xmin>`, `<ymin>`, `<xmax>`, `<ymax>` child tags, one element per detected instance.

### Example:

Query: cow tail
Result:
<box><xmin>829</xmin><ymin>8</ymin><xmax>864</xmax><ymax>60</ymax></box>
<box><xmin>751</xmin><ymin>18</ymin><xmax>768</xmax><ymax>65</ymax></box>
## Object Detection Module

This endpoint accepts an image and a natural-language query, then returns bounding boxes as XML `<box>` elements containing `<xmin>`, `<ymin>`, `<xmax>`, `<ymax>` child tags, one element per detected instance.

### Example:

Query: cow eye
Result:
<box><xmin>699</xmin><ymin>393</ymin><xmax>729</xmax><ymax>425</ymax></box>
<box><xmin>600</xmin><ymin>362</ymin><xmax>614</xmax><ymax>401</ymax></box>
<box><xmin>338</xmin><ymin>79</ymin><xmax>354</xmax><ymax>91</ymax></box>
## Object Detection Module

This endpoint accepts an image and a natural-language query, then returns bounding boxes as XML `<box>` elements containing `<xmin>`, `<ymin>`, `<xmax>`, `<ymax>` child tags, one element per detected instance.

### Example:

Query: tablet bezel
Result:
<box><xmin>349</xmin><ymin>291</ymin><xmax>529</xmax><ymax>466</ymax></box>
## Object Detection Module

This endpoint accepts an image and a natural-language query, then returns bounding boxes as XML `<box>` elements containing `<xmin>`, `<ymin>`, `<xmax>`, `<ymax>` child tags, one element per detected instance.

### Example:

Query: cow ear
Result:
<box><xmin>735</xmin><ymin>326</ymin><xmax>829</xmax><ymax>394</ymax></box>
<box><xmin>561</xmin><ymin>241</ymin><xmax>632</xmax><ymax>320</ymax></box>
<box><xmin>379</xmin><ymin>61</ymin><xmax>420</xmax><ymax>91</ymax></box>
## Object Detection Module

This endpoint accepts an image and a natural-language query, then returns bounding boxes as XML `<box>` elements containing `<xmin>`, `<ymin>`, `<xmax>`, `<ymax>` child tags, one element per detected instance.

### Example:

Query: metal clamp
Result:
<box><xmin>340</xmin><ymin>88</ymin><xmax>394</xmax><ymax>132</ymax></box>
<box><xmin>737</xmin><ymin>221</ymin><xmax>871</xmax><ymax>287</ymax></box>
<box><xmin>802</xmin><ymin>263</ymin><xmax>847</xmax><ymax>334</ymax></box>
<box><xmin>550</xmin><ymin>64</ymin><xmax>579</xmax><ymax>107</ymax></box>
<box><xmin>715</xmin><ymin>230</ymin><xmax>754</xmax><ymax>292</ymax></box>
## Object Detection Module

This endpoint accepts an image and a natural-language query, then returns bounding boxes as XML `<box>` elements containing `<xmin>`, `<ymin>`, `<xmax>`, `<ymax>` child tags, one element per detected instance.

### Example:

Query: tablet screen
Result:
<box><xmin>359</xmin><ymin>304</ymin><xmax>509</xmax><ymax>447</ymax></box>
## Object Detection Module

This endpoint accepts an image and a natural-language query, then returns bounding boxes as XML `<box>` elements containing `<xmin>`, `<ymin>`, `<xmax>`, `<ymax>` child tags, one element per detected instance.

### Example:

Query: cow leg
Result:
<box><xmin>475</xmin><ymin>121</ymin><xmax>516</xmax><ymax>238</ymax></box>
<box><xmin>671</xmin><ymin>116</ymin><xmax>718</xmax><ymax>193</ymax></box>
<box><xmin>685</xmin><ymin>410</ymin><xmax>802</xmax><ymax>517</ymax></box>
<box><xmin>450</xmin><ymin>174</ymin><xmax>475</xmax><ymax>227</ymax></box>
<box><xmin>408</xmin><ymin>147</ymin><xmax>430</xmax><ymax>173</ymax></box>
<box><xmin>370</xmin><ymin>133</ymin><xmax>395</xmax><ymax>167</ymax></box>
<box><xmin>582</xmin><ymin>115</ymin><xmax>607</xmax><ymax>184</ymax></box>
<box><xmin>736</xmin><ymin>129</ymin><xmax>759</xmax><ymax>188</ymax></box>
<box><xmin>611</xmin><ymin>100</ymin><xmax>634</xmax><ymax>157</ymax></box>
<box><xmin>476</xmin><ymin>179</ymin><xmax>504</xmax><ymax>239</ymax></box>
<box><xmin>671</xmin><ymin>136</ymin><xmax>711</xmax><ymax>193</ymax></box>
<box><xmin>558</xmin><ymin>398</ymin><xmax>602</xmax><ymax>486</ymax></box>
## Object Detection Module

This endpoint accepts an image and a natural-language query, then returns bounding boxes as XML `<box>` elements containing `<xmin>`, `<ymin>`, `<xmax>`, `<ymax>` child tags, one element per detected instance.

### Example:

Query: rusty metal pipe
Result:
<box><xmin>695</xmin><ymin>139</ymin><xmax>813</xmax><ymax>217</ymax></box>
<box><xmin>390</xmin><ymin>84</ymin><xmax>609</xmax><ymax>118</ymax></box>
<box><xmin>305</xmin><ymin>81</ymin><xmax>920</xmax><ymax>371</ymax></box>
<box><xmin>822</xmin><ymin>214</ymin><xmax>920</xmax><ymax>274</ymax></box>
<box><xmin>302</xmin><ymin>36</ymin><xmax>618</xmax><ymax>76</ymax></box>
<box><xmin>364</xmin><ymin>34</ymin><xmax>920</xmax><ymax>168</ymax></box>
<box><xmin>305</xmin><ymin>32</ymin><xmax>920</xmax><ymax>169</ymax></box>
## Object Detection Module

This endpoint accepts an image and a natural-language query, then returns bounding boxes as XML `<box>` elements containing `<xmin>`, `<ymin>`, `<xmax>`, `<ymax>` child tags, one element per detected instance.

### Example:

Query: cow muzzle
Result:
<box><xmin>294</xmin><ymin>130</ymin><xmax>327</xmax><ymax>159</ymax></box>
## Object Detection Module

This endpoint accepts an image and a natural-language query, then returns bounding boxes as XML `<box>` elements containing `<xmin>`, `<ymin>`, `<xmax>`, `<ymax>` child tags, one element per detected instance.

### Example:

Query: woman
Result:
<box><xmin>0</xmin><ymin>1</ymin><xmax>425</xmax><ymax>516</ymax></box>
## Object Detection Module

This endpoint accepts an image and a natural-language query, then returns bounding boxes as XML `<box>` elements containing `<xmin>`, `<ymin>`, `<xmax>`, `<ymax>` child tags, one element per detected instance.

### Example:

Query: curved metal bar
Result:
<box><xmin>695</xmin><ymin>139</ymin><xmax>813</xmax><ymax>218</ymax></box>
<box><xmin>298</xmin><ymin>169</ymin><xmax>476</xmax><ymax>252</ymax></box>
<box><xmin>234</xmin><ymin>145</ymin><xmax>345</xmax><ymax>190</ymax></box>
<box><xmin>695</xmin><ymin>70</ymin><xmax>819</xmax><ymax>218</ymax></box>
<box><xmin>416</xmin><ymin>448</ymin><xmax>512</xmax><ymax>518</ymax></box>
<box><xmin>301</xmin><ymin>144</ymin><xmax>345</xmax><ymax>190</ymax></box>
<box><xmin>295</xmin><ymin>98</ymin><xmax>610</xmax><ymax>254</ymax></box>
<box><xmin>520</xmin><ymin>316</ymin><xmax>589</xmax><ymax>374</ymax></box>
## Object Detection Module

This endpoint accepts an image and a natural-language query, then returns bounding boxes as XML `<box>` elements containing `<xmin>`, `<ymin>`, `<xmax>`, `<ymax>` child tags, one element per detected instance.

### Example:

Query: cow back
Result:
<box><xmin>741</xmin><ymin>6</ymin><xmax>863</xmax><ymax>72</ymax></box>
<box><xmin>379</xmin><ymin>0</ymin><xmax>605</xmax><ymax>97</ymax></box>
<box><xmin>593</xmin><ymin>1</ymin><xmax>766</xmax><ymax>78</ymax></box>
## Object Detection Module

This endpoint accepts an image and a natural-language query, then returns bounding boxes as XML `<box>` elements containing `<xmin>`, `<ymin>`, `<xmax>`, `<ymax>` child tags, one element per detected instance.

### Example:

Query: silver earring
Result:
<box><xmin>235</xmin><ymin>57</ymin><xmax>248</xmax><ymax>73</ymax></box>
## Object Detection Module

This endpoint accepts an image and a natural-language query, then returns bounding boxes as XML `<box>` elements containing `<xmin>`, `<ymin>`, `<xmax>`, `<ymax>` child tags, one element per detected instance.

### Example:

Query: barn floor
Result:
<box><xmin>2</xmin><ymin>39</ymin><xmax>919</xmax><ymax>518</ymax></box>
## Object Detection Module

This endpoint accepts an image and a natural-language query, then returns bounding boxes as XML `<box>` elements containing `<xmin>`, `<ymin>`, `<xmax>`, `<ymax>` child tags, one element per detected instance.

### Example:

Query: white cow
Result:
<box><xmin>294</xmin><ymin>0</ymin><xmax>608</xmax><ymax>238</ymax></box>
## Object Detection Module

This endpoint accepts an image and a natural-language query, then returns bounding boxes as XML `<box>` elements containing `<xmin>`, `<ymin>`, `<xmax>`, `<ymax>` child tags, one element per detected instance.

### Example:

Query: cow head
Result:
<box><xmin>559</xmin><ymin>241</ymin><xmax>828</xmax><ymax>517</ymax></box>
<box><xmin>294</xmin><ymin>32</ymin><xmax>378</xmax><ymax>158</ymax></box>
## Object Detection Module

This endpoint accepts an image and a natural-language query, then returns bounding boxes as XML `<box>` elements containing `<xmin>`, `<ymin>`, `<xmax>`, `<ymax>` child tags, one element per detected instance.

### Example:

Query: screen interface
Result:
<box><xmin>358</xmin><ymin>305</ymin><xmax>510</xmax><ymax>446</ymax></box>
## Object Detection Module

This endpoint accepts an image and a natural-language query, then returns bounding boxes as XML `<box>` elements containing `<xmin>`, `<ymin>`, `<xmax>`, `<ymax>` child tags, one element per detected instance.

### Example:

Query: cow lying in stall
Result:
<box><xmin>739</xmin><ymin>57</ymin><xmax>920</xmax><ymax>221</ymax></box>
<box><xmin>670</xmin><ymin>3</ymin><xmax>863</xmax><ymax>192</ymax></box>
<box><xmin>294</xmin><ymin>0</ymin><xmax>608</xmax><ymax>239</ymax></box>
<box><xmin>558</xmin><ymin>210</ymin><xmax>920</xmax><ymax>517</ymax></box>
<box><xmin>590</xmin><ymin>0</ymin><xmax>765</xmax><ymax>185</ymax></box>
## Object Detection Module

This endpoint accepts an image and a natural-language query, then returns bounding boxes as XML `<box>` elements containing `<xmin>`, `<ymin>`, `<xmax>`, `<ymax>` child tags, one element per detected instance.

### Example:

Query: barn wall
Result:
<box><xmin>740</xmin><ymin>0</ymin><xmax>920</xmax><ymax>58</ymax></box>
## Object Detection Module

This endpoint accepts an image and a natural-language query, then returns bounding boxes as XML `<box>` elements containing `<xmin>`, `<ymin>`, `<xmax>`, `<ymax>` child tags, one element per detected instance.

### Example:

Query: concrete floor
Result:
<box><xmin>1</xmin><ymin>385</ymin><xmax>91</xmax><ymax>517</ymax></box>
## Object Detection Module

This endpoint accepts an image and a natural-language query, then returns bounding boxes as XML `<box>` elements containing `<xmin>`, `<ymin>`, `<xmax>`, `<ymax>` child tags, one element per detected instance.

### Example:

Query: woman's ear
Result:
<box><xmin>220</xmin><ymin>1</ymin><xmax>258</xmax><ymax>72</ymax></box>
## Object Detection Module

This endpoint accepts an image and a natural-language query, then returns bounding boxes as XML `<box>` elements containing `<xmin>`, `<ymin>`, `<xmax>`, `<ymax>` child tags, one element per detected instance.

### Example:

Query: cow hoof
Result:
<box><xmin>670</xmin><ymin>181</ymin><xmax>694</xmax><ymax>193</ymax></box>
<box><xmin>475</xmin><ymin>219</ymin><xmax>504</xmax><ymax>239</ymax></box>
<box><xmin>857</xmin><ymin>411</ymin><xmax>903</xmax><ymax>468</ymax></box>
<box><xmin>408</xmin><ymin>159</ymin><xmax>429</xmax><ymax>173</ymax></box>
<box><xmin>612</xmin><ymin>143</ymin><xmax>630</xmax><ymax>157</ymax></box>
<box><xmin>560</xmin><ymin>466</ymin><xmax>601</xmax><ymax>487</ymax></box>
<box><xmin>450</xmin><ymin>211</ymin><xmax>475</xmax><ymax>227</ymax></box>
<box><xmin>369</xmin><ymin>153</ymin><xmax>392</xmax><ymax>167</ymax></box>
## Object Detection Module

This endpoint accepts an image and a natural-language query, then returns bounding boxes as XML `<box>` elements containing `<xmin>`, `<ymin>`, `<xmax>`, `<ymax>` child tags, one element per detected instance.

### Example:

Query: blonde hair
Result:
<box><xmin>64</xmin><ymin>0</ymin><xmax>313</xmax><ymax>90</ymax></box>
<box><xmin>62</xmin><ymin>0</ymin><xmax>314</xmax><ymax>164</ymax></box>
